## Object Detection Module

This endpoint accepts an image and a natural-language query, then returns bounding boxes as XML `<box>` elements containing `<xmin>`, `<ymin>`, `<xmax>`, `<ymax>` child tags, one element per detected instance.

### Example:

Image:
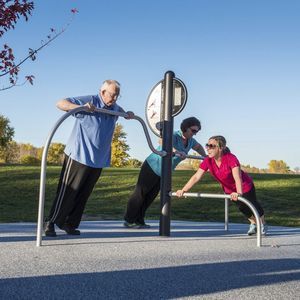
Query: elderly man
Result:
<box><xmin>44</xmin><ymin>80</ymin><xmax>134</xmax><ymax>237</ymax></box>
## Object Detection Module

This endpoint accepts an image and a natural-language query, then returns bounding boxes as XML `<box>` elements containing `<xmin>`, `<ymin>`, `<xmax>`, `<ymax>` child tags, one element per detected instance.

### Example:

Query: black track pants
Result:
<box><xmin>47</xmin><ymin>155</ymin><xmax>102</xmax><ymax>228</ymax></box>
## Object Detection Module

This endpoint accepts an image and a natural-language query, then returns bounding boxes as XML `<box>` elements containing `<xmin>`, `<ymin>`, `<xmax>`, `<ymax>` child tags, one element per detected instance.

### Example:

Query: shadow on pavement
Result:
<box><xmin>1</xmin><ymin>258</ymin><xmax>299</xmax><ymax>299</ymax></box>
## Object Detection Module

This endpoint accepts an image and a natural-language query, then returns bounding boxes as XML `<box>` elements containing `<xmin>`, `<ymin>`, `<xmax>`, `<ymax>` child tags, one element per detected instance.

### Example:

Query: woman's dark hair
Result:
<box><xmin>209</xmin><ymin>135</ymin><xmax>231</xmax><ymax>154</ymax></box>
<box><xmin>180</xmin><ymin>117</ymin><xmax>201</xmax><ymax>133</ymax></box>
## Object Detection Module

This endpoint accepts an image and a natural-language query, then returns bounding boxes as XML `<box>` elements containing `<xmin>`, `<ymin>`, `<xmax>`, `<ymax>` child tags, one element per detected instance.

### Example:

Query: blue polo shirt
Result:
<box><xmin>64</xmin><ymin>94</ymin><xmax>123</xmax><ymax>168</ymax></box>
<box><xmin>146</xmin><ymin>130</ymin><xmax>198</xmax><ymax>176</ymax></box>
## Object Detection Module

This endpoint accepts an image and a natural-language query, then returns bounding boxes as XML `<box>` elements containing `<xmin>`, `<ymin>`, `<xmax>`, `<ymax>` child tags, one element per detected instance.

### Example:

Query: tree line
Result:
<box><xmin>0</xmin><ymin>115</ymin><xmax>142</xmax><ymax>168</ymax></box>
<box><xmin>1</xmin><ymin>114</ymin><xmax>298</xmax><ymax>173</ymax></box>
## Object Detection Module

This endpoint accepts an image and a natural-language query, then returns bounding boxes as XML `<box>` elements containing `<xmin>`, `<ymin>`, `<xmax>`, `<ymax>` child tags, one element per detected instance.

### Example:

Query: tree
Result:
<box><xmin>0</xmin><ymin>114</ymin><xmax>15</xmax><ymax>163</ymax></box>
<box><xmin>241</xmin><ymin>164</ymin><xmax>260</xmax><ymax>174</ymax></box>
<box><xmin>126</xmin><ymin>158</ymin><xmax>142</xmax><ymax>168</ymax></box>
<box><xmin>111</xmin><ymin>124</ymin><xmax>130</xmax><ymax>167</ymax></box>
<box><xmin>0</xmin><ymin>140</ymin><xmax>19</xmax><ymax>163</ymax></box>
<box><xmin>19</xmin><ymin>142</ymin><xmax>37</xmax><ymax>157</ymax></box>
<box><xmin>0</xmin><ymin>114</ymin><xmax>14</xmax><ymax>147</ymax></box>
<box><xmin>20</xmin><ymin>154</ymin><xmax>40</xmax><ymax>165</ymax></box>
<box><xmin>0</xmin><ymin>0</ymin><xmax>78</xmax><ymax>90</ymax></box>
<box><xmin>189</xmin><ymin>152</ymin><xmax>202</xmax><ymax>170</ymax></box>
<box><xmin>268</xmin><ymin>160</ymin><xmax>290</xmax><ymax>174</ymax></box>
<box><xmin>47</xmin><ymin>142</ymin><xmax>65</xmax><ymax>165</ymax></box>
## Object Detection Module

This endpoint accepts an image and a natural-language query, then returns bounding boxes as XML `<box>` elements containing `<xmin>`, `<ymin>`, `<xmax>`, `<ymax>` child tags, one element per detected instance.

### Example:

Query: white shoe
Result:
<box><xmin>262</xmin><ymin>224</ymin><xmax>268</xmax><ymax>235</ymax></box>
<box><xmin>247</xmin><ymin>224</ymin><xmax>257</xmax><ymax>235</ymax></box>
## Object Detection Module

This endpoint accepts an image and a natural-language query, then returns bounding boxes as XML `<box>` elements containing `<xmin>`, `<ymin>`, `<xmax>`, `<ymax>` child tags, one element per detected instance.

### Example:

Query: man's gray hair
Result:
<box><xmin>100</xmin><ymin>80</ymin><xmax>121</xmax><ymax>92</ymax></box>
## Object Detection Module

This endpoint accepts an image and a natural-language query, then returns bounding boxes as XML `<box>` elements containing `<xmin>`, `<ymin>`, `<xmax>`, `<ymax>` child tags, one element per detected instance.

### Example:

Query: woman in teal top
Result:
<box><xmin>124</xmin><ymin>117</ymin><xmax>206</xmax><ymax>228</ymax></box>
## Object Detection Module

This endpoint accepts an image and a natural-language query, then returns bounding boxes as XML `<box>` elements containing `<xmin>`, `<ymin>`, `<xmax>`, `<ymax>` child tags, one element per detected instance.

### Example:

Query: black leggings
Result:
<box><xmin>235</xmin><ymin>185</ymin><xmax>264</xmax><ymax>218</ymax></box>
<box><xmin>124</xmin><ymin>160</ymin><xmax>160</xmax><ymax>224</ymax></box>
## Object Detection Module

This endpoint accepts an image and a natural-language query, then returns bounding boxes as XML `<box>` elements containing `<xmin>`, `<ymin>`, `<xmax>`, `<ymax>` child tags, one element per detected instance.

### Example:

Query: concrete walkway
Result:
<box><xmin>1</xmin><ymin>220</ymin><xmax>299</xmax><ymax>299</ymax></box>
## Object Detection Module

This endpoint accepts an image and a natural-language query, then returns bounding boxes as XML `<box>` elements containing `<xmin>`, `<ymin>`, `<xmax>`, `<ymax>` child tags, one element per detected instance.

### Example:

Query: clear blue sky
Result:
<box><xmin>1</xmin><ymin>0</ymin><xmax>299</xmax><ymax>170</ymax></box>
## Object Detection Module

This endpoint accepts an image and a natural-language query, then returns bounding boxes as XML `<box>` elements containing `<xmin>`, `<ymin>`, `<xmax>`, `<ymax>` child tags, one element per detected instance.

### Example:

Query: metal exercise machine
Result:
<box><xmin>37</xmin><ymin>70</ymin><xmax>188</xmax><ymax>246</ymax></box>
<box><xmin>36</xmin><ymin>107</ymin><xmax>165</xmax><ymax>247</ymax></box>
<box><xmin>170</xmin><ymin>192</ymin><xmax>262</xmax><ymax>247</ymax></box>
<box><xmin>37</xmin><ymin>71</ymin><xmax>258</xmax><ymax>248</ymax></box>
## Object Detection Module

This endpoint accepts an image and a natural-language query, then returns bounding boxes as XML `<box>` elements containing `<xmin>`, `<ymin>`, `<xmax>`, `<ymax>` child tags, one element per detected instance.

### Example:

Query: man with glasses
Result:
<box><xmin>44</xmin><ymin>80</ymin><xmax>134</xmax><ymax>237</ymax></box>
<box><xmin>124</xmin><ymin>117</ymin><xmax>206</xmax><ymax>228</ymax></box>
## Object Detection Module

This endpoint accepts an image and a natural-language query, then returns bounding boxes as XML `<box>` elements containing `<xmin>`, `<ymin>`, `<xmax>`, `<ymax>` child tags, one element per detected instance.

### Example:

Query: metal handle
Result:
<box><xmin>170</xmin><ymin>192</ymin><xmax>262</xmax><ymax>247</ymax></box>
<box><xmin>93</xmin><ymin>107</ymin><xmax>166</xmax><ymax>157</ymax></box>
<box><xmin>175</xmin><ymin>154</ymin><xmax>206</xmax><ymax>160</ymax></box>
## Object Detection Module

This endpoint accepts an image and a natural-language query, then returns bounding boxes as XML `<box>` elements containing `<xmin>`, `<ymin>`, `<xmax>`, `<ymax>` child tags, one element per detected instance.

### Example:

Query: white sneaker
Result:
<box><xmin>262</xmin><ymin>224</ymin><xmax>268</xmax><ymax>235</ymax></box>
<box><xmin>247</xmin><ymin>224</ymin><xmax>257</xmax><ymax>235</ymax></box>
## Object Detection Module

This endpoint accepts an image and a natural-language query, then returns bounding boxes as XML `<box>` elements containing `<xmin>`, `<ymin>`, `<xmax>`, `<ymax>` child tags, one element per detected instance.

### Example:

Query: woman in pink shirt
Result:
<box><xmin>176</xmin><ymin>135</ymin><xmax>267</xmax><ymax>235</ymax></box>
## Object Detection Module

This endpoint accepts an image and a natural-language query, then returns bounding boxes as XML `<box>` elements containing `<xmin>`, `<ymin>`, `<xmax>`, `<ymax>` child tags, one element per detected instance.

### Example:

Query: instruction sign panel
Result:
<box><xmin>146</xmin><ymin>78</ymin><xmax>187</xmax><ymax>137</ymax></box>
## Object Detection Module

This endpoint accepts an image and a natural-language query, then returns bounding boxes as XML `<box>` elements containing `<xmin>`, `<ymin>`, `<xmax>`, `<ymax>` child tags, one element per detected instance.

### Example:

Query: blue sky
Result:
<box><xmin>1</xmin><ymin>0</ymin><xmax>299</xmax><ymax>170</ymax></box>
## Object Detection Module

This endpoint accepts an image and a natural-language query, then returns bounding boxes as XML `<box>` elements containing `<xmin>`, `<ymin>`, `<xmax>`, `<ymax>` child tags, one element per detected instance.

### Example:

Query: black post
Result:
<box><xmin>159</xmin><ymin>71</ymin><xmax>175</xmax><ymax>236</ymax></box>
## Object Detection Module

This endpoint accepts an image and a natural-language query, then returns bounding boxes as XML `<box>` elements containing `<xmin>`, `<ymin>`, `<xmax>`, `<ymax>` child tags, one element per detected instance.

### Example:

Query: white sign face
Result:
<box><xmin>146</xmin><ymin>78</ymin><xmax>187</xmax><ymax>137</ymax></box>
<box><xmin>145</xmin><ymin>81</ymin><xmax>163</xmax><ymax>137</ymax></box>
<box><xmin>174</xmin><ymin>86</ymin><xmax>182</xmax><ymax>106</ymax></box>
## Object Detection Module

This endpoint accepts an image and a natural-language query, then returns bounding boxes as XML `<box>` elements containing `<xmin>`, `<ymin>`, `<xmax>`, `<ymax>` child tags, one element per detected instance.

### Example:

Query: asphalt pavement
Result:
<box><xmin>0</xmin><ymin>220</ymin><xmax>299</xmax><ymax>299</ymax></box>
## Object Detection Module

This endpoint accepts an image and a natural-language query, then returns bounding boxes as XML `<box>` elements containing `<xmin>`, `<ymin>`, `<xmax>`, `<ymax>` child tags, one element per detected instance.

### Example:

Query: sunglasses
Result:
<box><xmin>205</xmin><ymin>143</ymin><xmax>218</xmax><ymax>149</ymax></box>
<box><xmin>189</xmin><ymin>128</ymin><xmax>199</xmax><ymax>134</ymax></box>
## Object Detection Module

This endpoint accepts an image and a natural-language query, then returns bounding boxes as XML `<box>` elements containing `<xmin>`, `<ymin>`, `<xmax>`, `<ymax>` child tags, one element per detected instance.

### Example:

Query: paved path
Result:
<box><xmin>0</xmin><ymin>221</ymin><xmax>299</xmax><ymax>299</ymax></box>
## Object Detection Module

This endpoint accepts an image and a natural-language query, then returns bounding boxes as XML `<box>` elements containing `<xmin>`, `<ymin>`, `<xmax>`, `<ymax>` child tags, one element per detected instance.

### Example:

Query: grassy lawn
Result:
<box><xmin>0</xmin><ymin>165</ymin><xmax>299</xmax><ymax>226</ymax></box>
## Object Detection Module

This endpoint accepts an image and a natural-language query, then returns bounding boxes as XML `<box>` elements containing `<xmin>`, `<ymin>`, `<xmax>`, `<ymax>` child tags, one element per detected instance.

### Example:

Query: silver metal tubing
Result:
<box><xmin>224</xmin><ymin>198</ymin><xmax>229</xmax><ymax>231</ymax></box>
<box><xmin>185</xmin><ymin>154</ymin><xmax>206</xmax><ymax>160</ymax></box>
<box><xmin>36</xmin><ymin>106</ymin><xmax>165</xmax><ymax>247</ymax></box>
<box><xmin>93</xmin><ymin>107</ymin><xmax>166</xmax><ymax>157</ymax></box>
<box><xmin>130</xmin><ymin>114</ymin><xmax>166</xmax><ymax>157</ymax></box>
<box><xmin>175</xmin><ymin>154</ymin><xmax>206</xmax><ymax>160</ymax></box>
<box><xmin>170</xmin><ymin>192</ymin><xmax>262</xmax><ymax>247</ymax></box>
<box><xmin>37</xmin><ymin>106</ymin><xmax>87</xmax><ymax>247</ymax></box>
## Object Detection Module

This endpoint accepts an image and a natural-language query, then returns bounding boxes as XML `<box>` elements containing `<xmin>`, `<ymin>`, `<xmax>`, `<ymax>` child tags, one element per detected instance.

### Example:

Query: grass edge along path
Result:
<box><xmin>0</xmin><ymin>165</ymin><xmax>299</xmax><ymax>226</ymax></box>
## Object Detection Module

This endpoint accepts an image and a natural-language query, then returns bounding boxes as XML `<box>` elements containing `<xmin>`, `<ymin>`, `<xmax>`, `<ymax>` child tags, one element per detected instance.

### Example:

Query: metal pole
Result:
<box><xmin>224</xmin><ymin>198</ymin><xmax>229</xmax><ymax>231</ymax></box>
<box><xmin>184</xmin><ymin>154</ymin><xmax>206</xmax><ymax>160</ymax></box>
<box><xmin>159</xmin><ymin>71</ymin><xmax>175</xmax><ymax>236</ymax></box>
<box><xmin>170</xmin><ymin>192</ymin><xmax>262</xmax><ymax>247</ymax></box>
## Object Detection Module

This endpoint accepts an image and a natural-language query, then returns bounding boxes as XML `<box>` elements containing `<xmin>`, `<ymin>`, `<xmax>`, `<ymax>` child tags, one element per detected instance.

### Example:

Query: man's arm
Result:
<box><xmin>56</xmin><ymin>99</ymin><xmax>95</xmax><ymax>112</ymax></box>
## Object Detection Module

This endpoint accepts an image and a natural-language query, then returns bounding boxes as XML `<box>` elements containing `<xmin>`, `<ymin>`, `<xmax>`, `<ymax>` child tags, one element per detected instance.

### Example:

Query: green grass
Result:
<box><xmin>0</xmin><ymin>165</ymin><xmax>299</xmax><ymax>226</ymax></box>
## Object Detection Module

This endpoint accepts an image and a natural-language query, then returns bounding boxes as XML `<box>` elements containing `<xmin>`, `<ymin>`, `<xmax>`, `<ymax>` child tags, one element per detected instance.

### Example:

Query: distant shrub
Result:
<box><xmin>20</xmin><ymin>155</ymin><xmax>40</xmax><ymax>165</ymax></box>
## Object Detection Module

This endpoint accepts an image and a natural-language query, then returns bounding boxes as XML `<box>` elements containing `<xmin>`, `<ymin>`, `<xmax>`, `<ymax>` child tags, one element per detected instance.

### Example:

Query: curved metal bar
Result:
<box><xmin>130</xmin><ymin>115</ymin><xmax>167</xmax><ymax>157</ymax></box>
<box><xmin>36</xmin><ymin>106</ymin><xmax>88</xmax><ymax>246</ymax></box>
<box><xmin>37</xmin><ymin>106</ymin><xmax>165</xmax><ymax>246</ymax></box>
<box><xmin>185</xmin><ymin>154</ymin><xmax>206</xmax><ymax>160</ymax></box>
<box><xmin>170</xmin><ymin>192</ymin><xmax>262</xmax><ymax>247</ymax></box>
<box><xmin>93</xmin><ymin>108</ymin><xmax>166</xmax><ymax>157</ymax></box>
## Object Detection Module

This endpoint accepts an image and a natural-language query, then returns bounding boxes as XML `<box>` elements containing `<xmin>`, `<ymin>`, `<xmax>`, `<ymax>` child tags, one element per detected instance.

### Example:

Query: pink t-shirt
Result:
<box><xmin>200</xmin><ymin>152</ymin><xmax>253</xmax><ymax>194</ymax></box>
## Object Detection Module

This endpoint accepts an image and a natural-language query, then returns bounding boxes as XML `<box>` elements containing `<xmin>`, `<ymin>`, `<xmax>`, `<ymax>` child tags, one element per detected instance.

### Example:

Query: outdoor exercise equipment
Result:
<box><xmin>36</xmin><ymin>106</ymin><xmax>165</xmax><ymax>247</ymax></box>
<box><xmin>38</xmin><ymin>71</ymin><xmax>243</xmax><ymax>247</ymax></box>
<box><xmin>37</xmin><ymin>71</ymin><xmax>190</xmax><ymax>246</ymax></box>
<box><xmin>146</xmin><ymin>71</ymin><xmax>188</xmax><ymax>236</ymax></box>
<box><xmin>36</xmin><ymin>71</ymin><xmax>209</xmax><ymax>247</ymax></box>
<box><xmin>170</xmin><ymin>192</ymin><xmax>262</xmax><ymax>247</ymax></box>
